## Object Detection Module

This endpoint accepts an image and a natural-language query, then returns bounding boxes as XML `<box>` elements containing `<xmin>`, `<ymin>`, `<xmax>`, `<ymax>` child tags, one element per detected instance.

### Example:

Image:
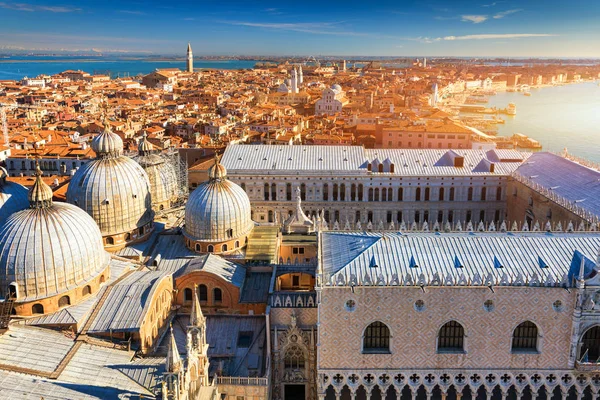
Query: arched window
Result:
<box><xmin>387</xmin><ymin>188</ymin><xmax>393</xmax><ymax>202</ymax></box>
<box><xmin>512</xmin><ymin>321</ymin><xmax>538</xmax><ymax>352</ymax></box>
<box><xmin>398</xmin><ymin>187</ymin><xmax>403</xmax><ymax>201</ymax></box>
<box><xmin>207</xmin><ymin>245</ymin><xmax>214</xmax><ymax>253</ymax></box>
<box><xmin>449</xmin><ymin>187</ymin><xmax>455</xmax><ymax>201</ymax></box>
<box><xmin>100</xmin><ymin>275</ymin><xmax>106</xmax><ymax>283</ymax></box>
<box><xmin>271</xmin><ymin>183</ymin><xmax>277</xmax><ymax>201</ymax></box>
<box><xmin>32</xmin><ymin>303</ymin><xmax>44</xmax><ymax>314</ymax></box>
<box><xmin>415</xmin><ymin>187</ymin><xmax>421</xmax><ymax>201</ymax></box>
<box><xmin>264</xmin><ymin>183</ymin><xmax>270</xmax><ymax>200</ymax></box>
<box><xmin>496</xmin><ymin>186</ymin><xmax>502</xmax><ymax>201</ymax></box>
<box><xmin>381</xmin><ymin>188</ymin><xmax>387</xmax><ymax>201</ymax></box>
<box><xmin>106</xmin><ymin>236</ymin><xmax>114</xmax><ymax>245</ymax></box>
<box><xmin>213</xmin><ymin>288</ymin><xmax>223</xmax><ymax>303</ymax></box>
<box><xmin>198</xmin><ymin>285</ymin><xmax>208</xmax><ymax>302</ymax></box>
<box><xmin>82</xmin><ymin>285</ymin><xmax>92</xmax><ymax>296</ymax></box>
<box><xmin>374</xmin><ymin>188</ymin><xmax>379</xmax><ymax>201</ymax></box>
<box><xmin>58</xmin><ymin>295</ymin><xmax>70</xmax><ymax>307</ymax></box>
<box><xmin>358</xmin><ymin>184</ymin><xmax>364</xmax><ymax>201</ymax></box>
<box><xmin>332</xmin><ymin>184</ymin><xmax>338</xmax><ymax>201</ymax></box>
<box><xmin>378</xmin><ymin>164</ymin><xmax>383</xmax><ymax>173</ymax></box>
<box><xmin>350</xmin><ymin>184</ymin><xmax>356</xmax><ymax>201</ymax></box>
<box><xmin>368</xmin><ymin>188</ymin><xmax>374</xmax><ymax>201</ymax></box>
<box><xmin>363</xmin><ymin>321</ymin><xmax>391</xmax><ymax>353</ymax></box>
<box><xmin>222</xmin><ymin>244</ymin><xmax>228</xmax><ymax>252</ymax></box>
<box><xmin>235</xmin><ymin>240</ymin><xmax>240</xmax><ymax>248</ymax></box>
<box><xmin>8</xmin><ymin>283</ymin><xmax>17</xmax><ymax>299</ymax></box>
<box><xmin>340</xmin><ymin>184</ymin><xmax>346</xmax><ymax>201</ymax></box>
<box><xmin>184</xmin><ymin>288</ymin><xmax>193</xmax><ymax>302</ymax></box>
<box><xmin>438</xmin><ymin>321</ymin><xmax>465</xmax><ymax>352</ymax></box>
<box><xmin>481</xmin><ymin>187</ymin><xmax>487</xmax><ymax>201</ymax></box>
<box><xmin>439</xmin><ymin>187</ymin><xmax>445</xmax><ymax>201</ymax></box>
<box><xmin>300</xmin><ymin>183</ymin><xmax>306</xmax><ymax>201</ymax></box>
<box><xmin>580</xmin><ymin>326</ymin><xmax>600</xmax><ymax>362</ymax></box>
<box><xmin>424</xmin><ymin>187</ymin><xmax>430</xmax><ymax>201</ymax></box>
<box><xmin>284</xmin><ymin>345</ymin><xmax>306</xmax><ymax>370</ymax></box>
<box><xmin>323</xmin><ymin>183</ymin><xmax>329</xmax><ymax>201</ymax></box>
<box><xmin>286</xmin><ymin>183</ymin><xmax>292</xmax><ymax>201</ymax></box>
<box><xmin>468</xmin><ymin>187</ymin><xmax>474</xmax><ymax>201</ymax></box>
<box><xmin>195</xmin><ymin>243</ymin><xmax>201</xmax><ymax>252</ymax></box>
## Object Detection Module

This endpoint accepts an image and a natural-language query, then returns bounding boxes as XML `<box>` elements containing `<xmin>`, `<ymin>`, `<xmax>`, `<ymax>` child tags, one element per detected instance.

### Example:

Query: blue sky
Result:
<box><xmin>1</xmin><ymin>0</ymin><xmax>599</xmax><ymax>56</ymax></box>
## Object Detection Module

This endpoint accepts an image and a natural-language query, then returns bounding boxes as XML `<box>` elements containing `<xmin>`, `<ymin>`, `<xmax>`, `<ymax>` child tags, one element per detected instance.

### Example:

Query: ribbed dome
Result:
<box><xmin>134</xmin><ymin>153</ymin><xmax>178</xmax><ymax>209</ymax></box>
<box><xmin>92</xmin><ymin>122</ymin><xmax>124</xmax><ymax>158</ymax></box>
<box><xmin>0</xmin><ymin>193</ymin><xmax>110</xmax><ymax>302</ymax></box>
<box><xmin>67</xmin><ymin>155</ymin><xmax>154</xmax><ymax>237</ymax></box>
<box><xmin>184</xmin><ymin>176</ymin><xmax>253</xmax><ymax>243</ymax></box>
<box><xmin>0</xmin><ymin>167</ymin><xmax>28</xmax><ymax>220</ymax></box>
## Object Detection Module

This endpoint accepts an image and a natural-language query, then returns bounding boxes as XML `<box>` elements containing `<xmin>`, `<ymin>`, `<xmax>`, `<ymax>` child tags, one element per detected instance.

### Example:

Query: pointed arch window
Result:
<box><xmin>284</xmin><ymin>345</ymin><xmax>306</xmax><ymax>370</ymax></box>
<box><xmin>438</xmin><ymin>321</ymin><xmax>465</xmax><ymax>352</ymax></box>
<box><xmin>580</xmin><ymin>326</ymin><xmax>600</xmax><ymax>362</ymax></box>
<box><xmin>363</xmin><ymin>321</ymin><xmax>391</xmax><ymax>353</ymax></box>
<box><xmin>512</xmin><ymin>321</ymin><xmax>538</xmax><ymax>352</ymax></box>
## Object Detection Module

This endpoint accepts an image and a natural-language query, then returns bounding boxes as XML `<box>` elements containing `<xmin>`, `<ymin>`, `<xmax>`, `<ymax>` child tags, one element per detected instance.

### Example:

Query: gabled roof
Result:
<box><xmin>320</xmin><ymin>231</ymin><xmax>600</xmax><ymax>287</ymax></box>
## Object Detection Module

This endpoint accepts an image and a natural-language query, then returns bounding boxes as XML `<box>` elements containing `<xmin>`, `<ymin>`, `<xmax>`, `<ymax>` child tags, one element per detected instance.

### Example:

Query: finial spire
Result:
<box><xmin>190</xmin><ymin>284</ymin><xmax>205</xmax><ymax>327</ymax></box>
<box><xmin>166</xmin><ymin>324</ymin><xmax>182</xmax><ymax>373</ymax></box>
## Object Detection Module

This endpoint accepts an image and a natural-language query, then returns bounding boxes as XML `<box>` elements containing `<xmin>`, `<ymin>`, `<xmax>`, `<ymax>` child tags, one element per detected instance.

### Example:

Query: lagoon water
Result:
<box><xmin>487</xmin><ymin>81</ymin><xmax>600</xmax><ymax>162</ymax></box>
<box><xmin>0</xmin><ymin>56</ymin><xmax>258</xmax><ymax>80</ymax></box>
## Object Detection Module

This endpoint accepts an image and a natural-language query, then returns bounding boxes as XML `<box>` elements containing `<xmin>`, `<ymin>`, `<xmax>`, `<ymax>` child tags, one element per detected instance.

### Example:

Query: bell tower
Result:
<box><xmin>186</xmin><ymin>43</ymin><xmax>193</xmax><ymax>73</ymax></box>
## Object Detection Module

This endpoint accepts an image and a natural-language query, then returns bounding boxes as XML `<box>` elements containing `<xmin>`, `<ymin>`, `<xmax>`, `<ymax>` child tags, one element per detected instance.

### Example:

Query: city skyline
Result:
<box><xmin>1</xmin><ymin>0</ymin><xmax>599</xmax><ymax>57</ymax></box>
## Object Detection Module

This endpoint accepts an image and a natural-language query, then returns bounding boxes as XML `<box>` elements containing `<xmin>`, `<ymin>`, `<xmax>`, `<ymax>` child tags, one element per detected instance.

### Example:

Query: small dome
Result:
<box><xmin>134</xmin><ymin>152</ymin><xmax>178</xmax><ymax>211</ymax></box>
<box><xmin>92</xmin><ymin>121</ymin><xmax>124</xmax><ymax>158</ymax></box>
<box><xmin>185</xmin><ymin>157</ymin><xmax>253</xmax><ymax>244</ymax></box>
<box><xmin>0</xmin><ymin>168</ymin><xmax>28</xmax><ymax>220</ymax></box>
<box><xmin>138</xmin><ymin>133</ymin><xmax>155</xmax><ymax>156</ymax></box>
<box><xmin>331</xmin><ymin>84</ymin><xmax>342</xmax><ymax>92</ymax></box>
<box><xmin>0</xmin><ymin>184</ymin><xmax>110</xmax><ymax>301</ymax></box>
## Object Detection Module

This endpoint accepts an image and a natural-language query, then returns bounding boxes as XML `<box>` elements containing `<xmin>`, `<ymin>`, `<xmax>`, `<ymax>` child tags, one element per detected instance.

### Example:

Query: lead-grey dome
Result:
<box><xmin>0</xmin><ymin>167</ymin><xmax>28</xmax><ymax>221</ymax></box>
<box><xmin>184</xmin><ymin>158</ymin><xmax>253</xmax><ymax>243</ymax></box>
<box><xmin>134</xmin><ymin>134</ymin><xmax>178</xmax><ymax>211</ymax></box>
<box><xmin>67</xmin><ymin>125</ymin><xmax>154</xmax><ymax>237</ymax></box>
<box><xmin>0</xmin><ymin>171</ymin><xmax>110</xmax><ymax>301</ymax></box>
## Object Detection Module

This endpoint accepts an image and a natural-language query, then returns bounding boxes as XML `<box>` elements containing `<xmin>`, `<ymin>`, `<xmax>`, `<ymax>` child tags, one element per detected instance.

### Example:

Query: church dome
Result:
<box><xmin>184</xmin><ymin>157</ymin><xmax>253</xmax><ymax>249</ymax></box>
<box><xmin>0</xmin><ymin>167</ymin><xmax>28</xmax><ymax>221</ymax></box>
<box><xmin>67</xmin><ymin>124</ymin><xmax>154</xmax><ymax>244</ymax></box>
<box><xmin>134</xmin><ymin>135</ymin><xmax>178</xmax><ymax>212</ymax></box>
<box><xmin>0</xmin><ymin>168</ymin><xmax>110</xmax><ymax>303</ymax></box>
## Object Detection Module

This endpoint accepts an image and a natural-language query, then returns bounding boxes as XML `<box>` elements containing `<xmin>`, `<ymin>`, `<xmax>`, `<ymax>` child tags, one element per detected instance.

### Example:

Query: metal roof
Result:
<box><xmin>151</xmin><ymin>233</ymin><xmax>197</xmax><ymax>273</ymax></box>
<box><xmin>87</xmin><ymin>270</ymin><xmax>172</xmax><ymax>333</ymax></box>
<box><xmin>239</xmin><ymin>272</ymin><xmax>272</xmax><ymax>303</ymax></box>
<box><xmin>320</xmin><ymin>231</ymin><xmax>600</xmax><ymax>287</ymax></box>
<box><xmin>515</xmin><ymin>152</ymin><xmax>600</xmax><ymax>219</ymax></box>
<box><xmin>221</xmin><ymin>144</ymin><xmax>528</xmax><ymax>176</ymax></box>
<box><xmin>174</xmin><ymin>254</ymin><xmax>246</xmax><ymax>288</ymax></box>
<box><xmin>0</xmin><ymin>325</ymin><xmax>74</xmax><ymax>374</ymax></box>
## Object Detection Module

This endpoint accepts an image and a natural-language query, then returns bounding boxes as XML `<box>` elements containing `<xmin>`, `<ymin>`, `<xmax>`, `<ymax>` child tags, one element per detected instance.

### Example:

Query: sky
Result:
<box><xmin>0</xmin><ymin>0</ymin><xmax>599</xmax><ymax>57</ymax></box>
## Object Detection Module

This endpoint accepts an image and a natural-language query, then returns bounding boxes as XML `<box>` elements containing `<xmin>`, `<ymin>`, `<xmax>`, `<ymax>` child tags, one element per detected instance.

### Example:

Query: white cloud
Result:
<box><xmin>441</xmin><ymin>33</ymin><xmax>556</xmax><ymax>41</ymax></box>
<box><xmin>0</xmin><ymin>2</ymin><xmax>81</xmax><ymax>12</ymax></box>
<box><xmin>461</xmin><ymin>15</ymin><xmax>488</xmax><ymax>23</ymax></box>
<box><xmin>493</xmin><ymin>9</ymin><xmax>523</xmax><ymax>19</ymax></box>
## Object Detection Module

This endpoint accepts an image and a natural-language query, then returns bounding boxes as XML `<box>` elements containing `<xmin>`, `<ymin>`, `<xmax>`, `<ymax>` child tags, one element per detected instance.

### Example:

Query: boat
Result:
<box><xmin>505</xmin><ymin>103</ymin><xmax>517</xmax><ymax>115</ymax></box>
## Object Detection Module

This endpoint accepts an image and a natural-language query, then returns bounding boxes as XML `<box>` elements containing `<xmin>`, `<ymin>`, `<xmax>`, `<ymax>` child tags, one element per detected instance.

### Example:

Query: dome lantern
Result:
<box><xmin>208</xmin><ymin>154</ymin><xmax>227</xmax><ymax>181</ymax></box>
<box><xmin>28</xmin><ymin>164</ymin><xmax>53</xmax><ymax>209</ymax></box>
<box><xmin>91</xmin><ymin>118</ymin><xmax>124</xmax><ymax>159</ymax></box>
